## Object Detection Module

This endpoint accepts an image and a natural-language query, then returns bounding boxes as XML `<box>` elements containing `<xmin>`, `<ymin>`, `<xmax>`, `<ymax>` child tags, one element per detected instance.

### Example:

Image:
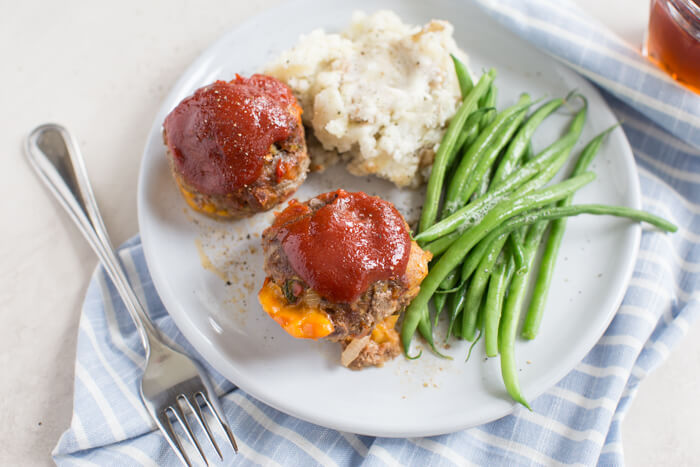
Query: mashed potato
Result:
<box><xmin>265</xmin><ymin>11</ymin><xmax>467</xmax><ymax>188</ymax></box>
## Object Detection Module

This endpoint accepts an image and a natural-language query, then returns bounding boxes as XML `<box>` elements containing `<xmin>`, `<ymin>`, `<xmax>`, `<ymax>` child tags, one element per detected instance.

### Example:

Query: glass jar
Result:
<box><xmin>643</xmin><ymin>0</ymin><xmax>700</xmax><ymax>93</ymax></box>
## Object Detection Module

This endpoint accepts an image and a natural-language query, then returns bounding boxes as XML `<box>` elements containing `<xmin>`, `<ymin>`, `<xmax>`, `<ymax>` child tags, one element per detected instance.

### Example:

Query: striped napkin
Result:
<box><xmin>54</xmin><ymin>0</ymin><xmax>700</xmax><ymax>465</ymax></box>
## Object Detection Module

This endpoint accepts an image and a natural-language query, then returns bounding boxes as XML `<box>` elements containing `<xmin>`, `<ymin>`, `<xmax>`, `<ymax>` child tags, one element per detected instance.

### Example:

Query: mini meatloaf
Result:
<box><xmin>258</xmin><ymin>189</ymin><xmax>432</xmax><ymax>369</ymax></box>
<box><xmin>162</xmin><ymin>74</ymin><xmax>309</xmax><ymax>219</ymax></box>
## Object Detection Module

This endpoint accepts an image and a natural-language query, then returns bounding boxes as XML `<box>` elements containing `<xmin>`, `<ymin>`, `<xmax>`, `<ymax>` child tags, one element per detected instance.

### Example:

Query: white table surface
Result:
<box><xmin>1</xmin><ymin>1</ymin><xmax>698</xmax><ymax>465</ymax></box>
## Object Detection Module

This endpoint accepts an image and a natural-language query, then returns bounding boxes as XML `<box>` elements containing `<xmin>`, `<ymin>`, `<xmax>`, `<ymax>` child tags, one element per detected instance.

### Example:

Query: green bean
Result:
<box><xmin>491</xmin><ymin>98</ymin><xmax>564</xmax><ymax>185</ymax></box>
<box><xmin>438</xmin><ymin>267</ymin><xmax>459</xmax><ymax>290</ymax></box>
<box><xmin>452</xmin><ymin>308</ymin><xmax>464</xmax><ymax>339</ymax></box>
<box><xmin>436</xmin><ymin>266</ymin><xmax>459</xmax><ymax>348</ymax></box>
<box><xmin>433</xmin><ymin>294</ymin><xmax>447</xmax><ymax>327</ymax></box>
<box><xmin>423</xmin><ymin>231</ymin><xmax>460</xmax><ymax>256</ymax></box>
<box><xmin>499</xmin><ymin>349</ymin><xmax>530</xmax><ymax>408</ymax></box>
<box><xmin>416</xmin><ymin>136</ymin><xmax>577</xmax><ymax>244</ymax></box>
<box><xmin>465</xmin><ymin>330</ymin><xmax>483</xmax><ymax>362</ymax></box>
<box><xmin>417</xmin><ymin>185</ymin><xmax>512</xmax><ymax>244</ymax></box>
<box><xmin>474</xmin><ymin>162</ymin><xmax>494</xmax><ymax>199</ymax></box>
<box><xmin>507</xmin><ymin>229</ymin><xmax>527</xmax><ymax>272</ymax></box>
<box><xmin>419</xmin><ymin>70</ymin><xmax>496</xmax><ymax>233</ymax></box>
<box><xmin>522</xmin><ymin>125</ymin><xmax>619</xmax><ymax>340</ymax></box>
<box><xmin>474</xmin><ymin>201</ymin><xmax>674</xmax><ymax>355</ymax></box>
<box><xmin>437</xmin><ymin>271</ymin><xmax>460</xmax><ymax>323</ymax></box>
<box><xmin>496</xmin><ymin>95</ymin><xmax>586</xmax><ymax>186</ymax></box>
<box><xmin>451</xmin><ymin>54</ymin><xmax>473</xmax><ymax>97</ymax></box>
<box><xmin>417</xmin><ymin>155</ymin><xmax>553</xmax><ymax>247</ymax></box>
<box><xmin>451</xmin><ymin>108</ymin><xmax>493</xmax><ymax>169</ymax></box>
<box><xmin>401</xmin><ymin>299</ymin><xmax>426</xmax><ymax>357</ymax></box>
<box><xmin>524</xmin><ymin>141</ymin><xmax>535</xmax><ymax>161</ymax></box>
<box><xmin>401</xmin><ymin>173</ymin><xmax>595</xmax><ymax>353</ymax></box>
<box><xmin>418</xmin><ymin>310</ymin><xmax>451</xmax><ymax>359</ymax></box>
<box><xmin>462</xmin><ymin>234</ymin><xmax>509</xmax><ymax>341</ymax></box>
<box><xmin>475</xmin><ymin>293</ymin><xmax>487</xmax><ymax>332</ymax></box>
<box><xmin>460</xmin><ymin>107</ymin><xmax>531</xmax><ymax>204</ymax></box>
<box><xmin>446</xmin><ymin>283</ymin><xmax>468</xmax><ymax>339</ymax></box>
<box><xmin>414</xmin><ymin>187</ymin><xmax>509</xmax><ymax>245</ymax></box>
<box><xmin>411</xmin><ymin>101</ymin><xmax>590</xmax><ymax>352</ymax></box>
<box><xmin>457</xmin><ymin>95</ymin><xmax>531</xmax><ymax>204</ymax></box>
<box><xmin>484</xmin><ymin>255</ymin><xmax>515</xmax><ymax>357</ymax></box>
<box><xmin>498</xmin><ymin>220</ymin><xmax>549</xmax><ymax>408</ymax></box>
<box><xmin>482</xmin><ymin>203</ymin><xmax>676</xmax><ymax>256</ymax></box>
<box><xmin>571</xmin><ymin>124</ymin><xmax>619</xmax><ymax>175</ymax></box>
<box><xmin>469</xmin><ymin>286</ymin><xmax>491</xmax><ymax>360</ymax></box>
<box><xmin>479</xmin><ymin>83</ymin><xmax>496</xmax><ymax>108</ymax></box>
<box><xmin>461</xmin><ymin>234</ymin><xmax>498</xmax><ymax>280</ymax></box>
<box><xmin>418</xmin><ymin>310</ymin><xmax>432</xmax><ymax>341</ymax></box>
<box><xmin>442</xmin><ymin>97</ymin><xmax>532</xmax><ymax>217</ymax></box>
<box><xmin>450</xmin><ymin>150</ymin><xmax>583</xmax><ymax>279</ymax></box>
<box><xmin>418</xmin><ymin>99</ymin><xmax>588</xmax><ymax>245</ymax></box>
<box><xmin>434</xmin><ymin>284</ymin><xmax>463</xmax><ymax>294</ymax></box>
<box><xmin>479</xmin><ymin>85</ymin><xmax>498</xmax><ymax>128</ymax></box>
<box><xmin>456</xmin><ymin>201</ymin><xmax>676</xmax><ymax>355</ymax></box>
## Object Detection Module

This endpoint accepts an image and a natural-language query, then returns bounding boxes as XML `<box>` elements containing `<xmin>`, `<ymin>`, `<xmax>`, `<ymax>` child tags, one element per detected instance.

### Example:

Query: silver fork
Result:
<box><xmin>26</xmin><ymin>124</ymin><xmax>238</xmax><ymax>466</ymax></box>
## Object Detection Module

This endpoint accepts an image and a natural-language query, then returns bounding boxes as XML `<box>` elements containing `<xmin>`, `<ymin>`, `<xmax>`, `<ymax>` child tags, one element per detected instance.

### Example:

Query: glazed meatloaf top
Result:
<box><xmin>261</xmin><ymin>190</ymin><xmax>430</xmax><ymax>341</ymax></box>
<box><xmin>162</xmin><ymin>74</ymin><xmax>309</xmax><ymax>218</ymax></box>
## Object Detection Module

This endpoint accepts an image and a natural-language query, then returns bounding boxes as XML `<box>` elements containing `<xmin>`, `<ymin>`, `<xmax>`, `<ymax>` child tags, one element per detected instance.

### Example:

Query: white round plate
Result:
<box><xmin>137</xmin><ymin>0</ymin><xmax>640</xmax><ymax>437</ymax></box>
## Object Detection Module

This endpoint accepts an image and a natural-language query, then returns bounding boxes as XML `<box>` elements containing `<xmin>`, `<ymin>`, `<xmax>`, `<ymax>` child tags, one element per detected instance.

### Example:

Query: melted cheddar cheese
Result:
<box><xmin>175</xmin><ymin>177</ymin><xmax>231</xmax><ymax>217</ymax></box>
<box><xmin>258</xmin><ymin>280</ymin><xmax>333</xmax><ymax>339</ymax></box>
<box><xmin>371</xmin><ymin>314</ymin><xmax>399</xmax><ymax>345</ymax></box>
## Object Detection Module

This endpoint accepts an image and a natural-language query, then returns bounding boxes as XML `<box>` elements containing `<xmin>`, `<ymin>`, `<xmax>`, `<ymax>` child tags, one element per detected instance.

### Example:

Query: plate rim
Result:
<box><xmin>136</xmin><ymin>0</ymin><xmax>642</xmax><ymax>437</ymax></box>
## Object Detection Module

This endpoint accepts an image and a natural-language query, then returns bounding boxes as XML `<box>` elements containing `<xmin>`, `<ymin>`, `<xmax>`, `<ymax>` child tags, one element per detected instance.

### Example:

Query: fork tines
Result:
<box><xmin>154</xmin><ymin>392</ymin><xmax>238</xmax><ymax>466</ymax></box>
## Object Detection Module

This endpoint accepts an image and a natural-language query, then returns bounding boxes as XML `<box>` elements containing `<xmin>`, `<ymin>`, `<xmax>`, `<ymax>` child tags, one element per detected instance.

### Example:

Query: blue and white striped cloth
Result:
<box><xmin>54</xmin><ymin>0</ymin><xmax>700</xmax><ymax>465</ymax></box>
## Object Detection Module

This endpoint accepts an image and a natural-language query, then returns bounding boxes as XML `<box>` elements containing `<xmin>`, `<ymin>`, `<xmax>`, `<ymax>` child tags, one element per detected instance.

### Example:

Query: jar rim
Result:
<box><xmin>666</xmin><ymin>0</ymin><xmax>700</xmax><ymax>37</ymax></box>
<box><xmin>669</xmin><ymin>0</ymin><xmax>700</xmax><ymax>23</ymax></box>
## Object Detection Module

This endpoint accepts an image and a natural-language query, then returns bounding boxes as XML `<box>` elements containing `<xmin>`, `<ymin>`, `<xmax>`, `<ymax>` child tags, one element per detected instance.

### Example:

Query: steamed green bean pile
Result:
<box><xmin>402</xmin><ymin>57</ymin><xmax>677</xmax><ymax>408</ymax></box>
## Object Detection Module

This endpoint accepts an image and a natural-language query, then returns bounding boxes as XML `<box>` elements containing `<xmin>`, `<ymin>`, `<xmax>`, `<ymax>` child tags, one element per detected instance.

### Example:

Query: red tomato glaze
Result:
<box><xmin>274</xmin><ymin>190</ymin><xmax>411</xmax><ymax>303</ymax></box>
<box><xmin>163</xmin><ymin>74</ymin><xmax>299</xmax><ymax>194</ymax></box>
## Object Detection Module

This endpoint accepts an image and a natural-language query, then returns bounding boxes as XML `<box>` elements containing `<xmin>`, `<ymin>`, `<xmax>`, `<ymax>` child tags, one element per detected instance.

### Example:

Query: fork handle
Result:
<box><xmin>25</xmin><ymin>124</ymin><xmax>159</xmax><ymax>354</ymax></box>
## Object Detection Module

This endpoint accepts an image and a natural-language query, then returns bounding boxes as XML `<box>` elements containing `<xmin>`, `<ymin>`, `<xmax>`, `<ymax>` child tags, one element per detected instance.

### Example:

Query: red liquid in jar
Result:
<box><xmin>646</xmin><ymin>0</ymin><xmax>700</xmax><ymax>93</ymax></box>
